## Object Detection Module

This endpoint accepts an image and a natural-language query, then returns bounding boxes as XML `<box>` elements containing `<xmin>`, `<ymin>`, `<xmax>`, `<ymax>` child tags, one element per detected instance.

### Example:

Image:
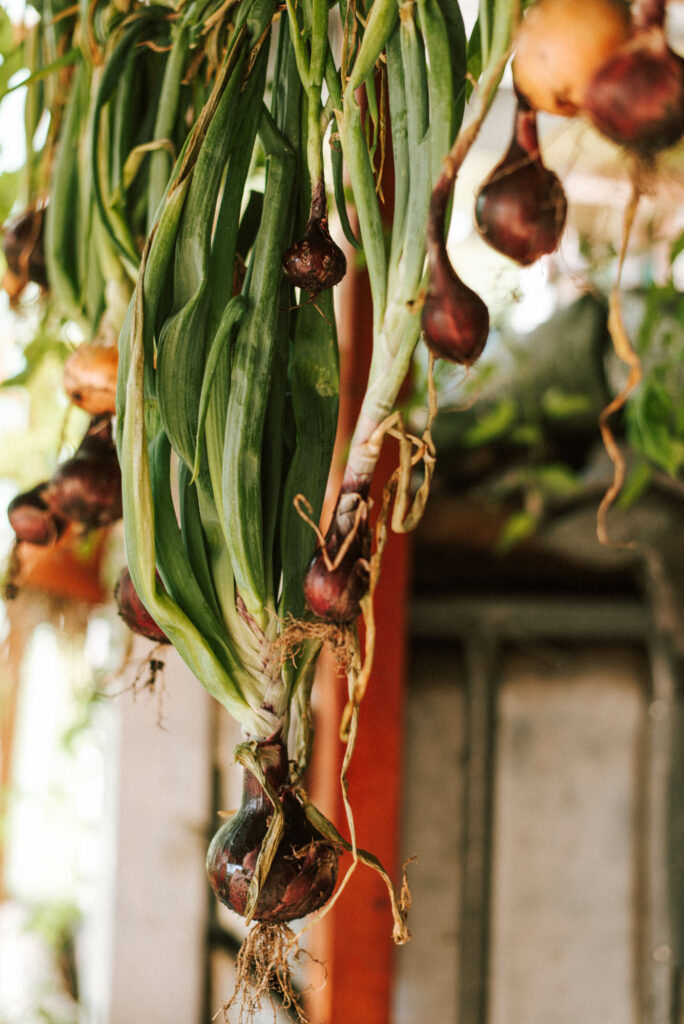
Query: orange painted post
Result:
<box><xmin>307</xmin><ymin>229</ymin><xmax>412</xmax><ymax>1023</ymax></box>
<box><xmin>13</xmin><ymin>526</ymin><xmax>108</xmax><ymax>604</ymax></box>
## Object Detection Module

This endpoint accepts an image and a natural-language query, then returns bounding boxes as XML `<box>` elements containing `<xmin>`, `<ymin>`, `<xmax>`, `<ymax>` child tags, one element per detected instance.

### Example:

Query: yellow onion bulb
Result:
<box><xmin>63</xmin><ymin>341</ymin><xmax>119</xmax><ymax>416</ymax></box>
<box><xmin>512</xmin><ymin>0</ymin><xmax>631</xmax><ymax>117</ymax></box>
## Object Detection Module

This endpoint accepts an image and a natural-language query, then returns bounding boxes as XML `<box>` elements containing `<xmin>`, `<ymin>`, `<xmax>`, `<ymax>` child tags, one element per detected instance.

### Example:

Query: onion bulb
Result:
<box><xmin>303</xmin><ymin>490</ymin><xmax>371</xmax><ymax>623</ymax></box>
<box><xmin>474</xmin><ymin>97</ymin><xmax>568</xmax><ymax>265</ymax></box>
<box><xmin>282</xmin><ymin>181</ymin><xmax>346</xmax><ymax>297</ymax></box>
<box><xmin>206</xmin><ymin>738</ymin><xmax>338</xmax><ymax>922</ymax></box>
<box><xmin>63</xmin><ymin>340</ymin><xmax>119</xmax><ymax>416</ymax></box>
<box><xmin>423</xmin><ymin>175</ymin><xmax>489</xmax><ymax>365</ymax></box>
<box><xmin>114</xmin><ymin>567</ymin><xmax>169</xmax><ymax>644</ymax></box>
<box><xmin>8</xmin><ymin>483</ymin><xmax>66</xmax><ymax>546</ymax></box>
<box><xmin>583</xmin><ymin>0</ymin><xmax>684</xmax><ymax>154</ymax></box>
<box><xmin>47</xmin><ymin>416</ymin><xmax>122</xmax><ymax>528</ymax></box>
<box><xmin>2</xmin><ymin>207</ymin><xmax>48</xmax><ymax>292</ymax></box>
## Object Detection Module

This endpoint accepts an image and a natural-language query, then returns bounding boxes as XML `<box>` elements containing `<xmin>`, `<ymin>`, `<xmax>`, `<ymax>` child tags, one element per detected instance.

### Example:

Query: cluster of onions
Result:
<box><xmin>5</xmin><ymin>198</ymin><xmax>122</xmax><ymax>550</ymax></box>
<box><xmin>421</xmin><ymin>70</ymin><xmax>568</xmax><ymax>367</ymax></box>
<box><xmin>8</xmin><ymin>338</ymin><xmax>158</xmax><ymax>642</ymax></box>
<box><xmin>422</xmin><ymin>0</ymin><xmax>683</xmax><ymax>383</ymax></box>
<box><xmin>7</xmin><ymin>414</ymin><xmax>123</xmax><ymax>549</ymax></box>
<box><xmin>514</xmin><ymin>0</ymin><xmax>684</xmax><ymax>156</ymax></box>
<box><xmin>7</xmin><ymin>322</ymin><xmax>122</xmax><ymax>551</ymax></box>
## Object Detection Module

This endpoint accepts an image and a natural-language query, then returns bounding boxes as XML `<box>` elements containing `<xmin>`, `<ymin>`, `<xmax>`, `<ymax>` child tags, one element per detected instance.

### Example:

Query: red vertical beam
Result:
<box><xmin>307</xmin><ymin>226</ymin><xmax>411</xmax><ymax>1023</ymax></box>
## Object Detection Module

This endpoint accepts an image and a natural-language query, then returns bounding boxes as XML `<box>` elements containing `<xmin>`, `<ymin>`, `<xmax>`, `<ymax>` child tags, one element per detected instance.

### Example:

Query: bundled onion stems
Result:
<box><xmin>4</xmin><ymin>0</ymin><xmax>517</xmax><ymax>1009</ymax></box>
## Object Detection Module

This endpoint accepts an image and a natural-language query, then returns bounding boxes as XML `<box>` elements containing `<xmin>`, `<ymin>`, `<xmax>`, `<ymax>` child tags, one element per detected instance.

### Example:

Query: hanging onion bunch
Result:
<box><xmin>2</xmin><ymin>0</ymin><xmax>533</xmax><ymax>1009</ymax></box>
<box><xmin>512</xmin><ymin>0</ymin><xmax>684</xmax><ymax>156</ymax></box>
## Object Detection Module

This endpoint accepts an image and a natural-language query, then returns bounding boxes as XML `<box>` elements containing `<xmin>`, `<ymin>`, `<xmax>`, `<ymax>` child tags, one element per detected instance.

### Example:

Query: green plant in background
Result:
<box><xmin>426</xmin><ymin>221</ymin><xmax>684</xmax><ymax>550</ymax></box>
<box><xmin>625</xmin><ymin>234</ymin><xmax>684</xmax><ymax>481</ymax></box>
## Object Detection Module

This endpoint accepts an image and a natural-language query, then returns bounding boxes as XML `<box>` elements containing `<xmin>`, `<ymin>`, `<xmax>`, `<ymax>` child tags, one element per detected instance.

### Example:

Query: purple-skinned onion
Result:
<box><xmin>583</xmin><ymin>0</ymin><xmax>684</xmax><ymax>155</ymax></box>
<box><xmin>114</xmin><ymin>567</ymin><xmax>169</xmax><ymax>644</ymax></box>
<box><xmin>2</xmin><ymin>206</ymin><xmax>48</xmax><ymax>290</ymax></box>
<box><xmin>47</xmin><ymin>416</ymin><xmax>122</xmax><ymax>528</ymax></box>
<box><xmin>303</xmin><ymin>490</ymin><xmax>371</xmax><ymax>623</ymax></box>
<box><xmin>282</xmin><ymin>180</ymin><xmax>346</xmax><ymax>297</ymax></box>
<box><xmin>7</xmin><ymin>482</ymin><xmax>66</xmax><ymax>546</ymax></box>
<box><xmin>206</xmin><ymin>738</ymin><xmax>339</xmax><ymax>922</ymax></box>
<box><xmin>474</xmin><ymin>97</ymin><xmax>567</xmax><ymax>265</ymax></box>
<box><xmin>422</xmin><ymin>174</ymin><xmax>489</xmax><ymax>365</ymax></box>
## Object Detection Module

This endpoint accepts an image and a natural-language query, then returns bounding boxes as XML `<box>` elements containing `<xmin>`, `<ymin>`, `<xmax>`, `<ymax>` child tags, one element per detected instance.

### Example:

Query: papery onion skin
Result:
<box><xmin>512</xmin><ymin>0</ymin><xmax>631</xmax><ymax>117</ymax></box>
<box><xmin>474</xmin><ymin>98</ymin><xmax>568</xmax><ymax>265</ymax></box>
<box><xmin>206</xmin><ymin>739</ymin><xmax>339</xmax><ymax>923</ymax></box>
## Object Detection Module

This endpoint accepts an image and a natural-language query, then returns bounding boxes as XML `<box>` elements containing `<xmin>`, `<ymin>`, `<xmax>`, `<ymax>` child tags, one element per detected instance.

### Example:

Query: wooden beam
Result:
<box><xmin>306</xmin><ymin>227</ymin><xmax>411</xmax><ymax>1024</ymax></box>
<box><xmin>458</xmin><ymin>636</ymin><xmax>498</xmax><ymax>1024</ymax></box>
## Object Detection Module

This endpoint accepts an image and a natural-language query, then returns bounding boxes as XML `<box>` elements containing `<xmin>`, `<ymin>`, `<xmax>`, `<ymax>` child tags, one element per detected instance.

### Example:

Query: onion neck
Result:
<box><xmin>241</xmin><ymin>736</ymin><xmax>289</xmax><ymax>807</ymax></box>
<box><xmin>425</xmin><ymin>173</ymin><xmax>449</xmax><ymax>266</ymax></box>
<box><xmin>633</xmin><ymin>0</ymin><xmax>666</xmax><ymax>30</ymax></box>
<box><xmin>512</xmin><ymin>97</ymin><xmax>540</xmax><ymax>161</ymax></box>
<box><xmin>309</xmin><ymin>178</ymin><xmax>327</xmax><ymax>225</ymax></box>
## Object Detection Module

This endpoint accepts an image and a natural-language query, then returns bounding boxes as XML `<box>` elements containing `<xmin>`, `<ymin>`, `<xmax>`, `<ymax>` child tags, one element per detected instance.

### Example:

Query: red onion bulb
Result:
<box><xmin>114</xmin><ymin>567</ymin><xmax>169</xmax><ymax>644</ymax></box>
<box><xmin>282</xmin><ymin>181</ymin><xmax>346</xmax><ymax>297</ymax></box>
<box><xmin>474</xmin><ymin>98</ymin><xmax>568</xmax><ymax>265</ymax></box>
<box><xmin>583</xmin><ymin>3</ymin><xmax>684</xmax><ymax>155</ymax></box>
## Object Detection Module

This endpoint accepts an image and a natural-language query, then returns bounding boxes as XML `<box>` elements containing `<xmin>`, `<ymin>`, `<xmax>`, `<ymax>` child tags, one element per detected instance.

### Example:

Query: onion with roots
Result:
<box><xmin>7</xmin><ymin>482</ymin><xmax>66</xmax><ymax>546</ymax></box>
<box><xmin>512</xmin><ymin>0</ymin><xmax>631</xmax><ymax>117</ymax></box>
<box><xmin>303</xmin><ymin>489</ymin><xmax>372</xmax><ymax>623</ymax></box>
<box><xmin>474</xmin><ymin>95</ymin><xmax>568</xmax><ymax>265</ymax></box>
<box><xmin>114</xmin><ymin>567</ymin><xmax>169</xmax><ymax>644</ymax></box>
<box><xmin>583</xmin><ymin>0</ymin><xmax>684</xmax><ymax>155</ymax></box>
<box><xmin>206</xmin><ymin>738</ymin><xmax>339</xmax><ymax>922</ymax></box>
<box><xmin>282</xmin><ymin>180</ymin><xmax>346</xmax><ymax>297</ymax></box>
<box><xmin>63</xmin><ymin>340</ymin><xmax>119</xmax><ymax>416</ymax></box>
<box><xmin>47</xmin><ymin>415</ymin><xmax>122</xmax><ymax>528</ymax></box>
